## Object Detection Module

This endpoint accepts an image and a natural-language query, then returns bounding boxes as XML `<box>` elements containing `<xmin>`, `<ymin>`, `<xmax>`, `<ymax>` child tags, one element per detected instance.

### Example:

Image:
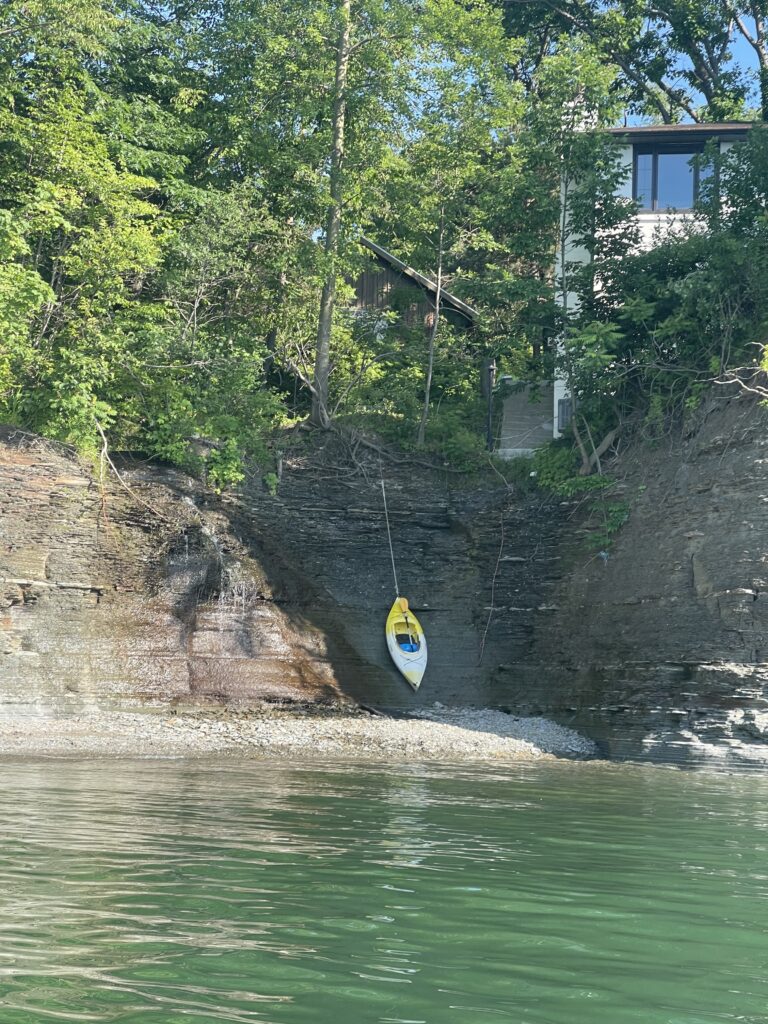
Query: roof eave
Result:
<box><xmin>606</xmin><ymin>122</ymin><xmax>754</xmax><ymax>145</ymax></box>
<box><xmin>359</xmin><ymin>236</ymin><xmax>478</xmax><ymax>322</ymax></box>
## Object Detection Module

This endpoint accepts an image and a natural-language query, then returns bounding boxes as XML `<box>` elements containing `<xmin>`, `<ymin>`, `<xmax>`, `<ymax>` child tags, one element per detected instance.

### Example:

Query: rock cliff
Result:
<box><xmin>511</xmin><ymin>392</ymin><xmax>768</xmax><ymax>764</ymax></box>
<box><xmin>1</xmin><ymin>392</ymin><xmax>767</xmax><ymax>764</ymax></box>
<box><xmin>0</xmin><ymin>425</ymin><xmax>570</xmax><ymax>715</ymax></box>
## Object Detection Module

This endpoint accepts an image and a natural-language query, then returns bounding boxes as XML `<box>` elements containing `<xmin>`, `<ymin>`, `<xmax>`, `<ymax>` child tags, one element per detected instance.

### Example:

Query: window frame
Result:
<box><xmin>557</xmin><ymin>397</ymin><xmax>573</xmax><ymax>433</ymax></box>
<box><xmin>632</xmin><ymin>143</ymin><xmax>710</xmax><ymax>212</ymax></box>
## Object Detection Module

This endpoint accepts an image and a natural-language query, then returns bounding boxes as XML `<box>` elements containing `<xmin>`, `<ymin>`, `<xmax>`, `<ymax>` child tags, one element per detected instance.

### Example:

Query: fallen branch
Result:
<box><xmin>587</xmin><ymin>425</ymin><xmax>620</xmax><ymax>472</ymax></box>
<box><xmin>715</xmin><ymin>367</ymin><xmax>768</xmax><ymax>400</ymax></box>
<box><xmin>93</xmin><ymin>419</ymin><xmax>172</xmax><ymax>524</ymax></box>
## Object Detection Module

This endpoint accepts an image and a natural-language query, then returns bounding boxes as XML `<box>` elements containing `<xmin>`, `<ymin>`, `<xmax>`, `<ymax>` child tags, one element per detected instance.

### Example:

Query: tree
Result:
<box><xmin>540</xmin><ymin>45</ymin><xmax>636</xmax><ymax>473</ymax></box>
<box><xmin>0</xmin><ymin>0</ymin><xmax>165</xmax><ymax>447</ymax></box>
<box><xmin>197</xmin><ymin>0</ymin><xmax>423</xmax><ymax>427</ymax></box>
<box><xmin>312</xmin><ymin>0</ymin><xmax>352</xmax><ymax>428</ymax></box>
<box><xmin>500</xmin><ymin>0</ymin><xmax>753</xmax><ymax>122</ymax></box>
<box><xmin>373</xmin><ymin>0</ymin><xmax>524</xmax><ymax>444</ymax></box>
<box><xmin>727</xmin><ymin>3</ymin><xmax>768</xmax><ymax>120</ymax></box>
<box><xmin>547</xmin><ymin>128</ymin><xmax>768</xmax><ymax>464</ymax></box>
<box><xmin>0</xmin><ymin>0</ymin><xmax>283</xmax><ymax>474</ymax></box>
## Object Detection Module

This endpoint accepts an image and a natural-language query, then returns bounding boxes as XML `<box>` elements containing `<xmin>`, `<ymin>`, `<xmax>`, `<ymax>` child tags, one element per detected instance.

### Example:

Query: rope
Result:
<box><xmin>380</xmin><ymin>478</ymin><xmax>399</xmax><ymax>597</ymax></box>
<box><xmin>477</xmin><ymin>506</ymin><xmax>505</xmax><ymax>666</ymax></box>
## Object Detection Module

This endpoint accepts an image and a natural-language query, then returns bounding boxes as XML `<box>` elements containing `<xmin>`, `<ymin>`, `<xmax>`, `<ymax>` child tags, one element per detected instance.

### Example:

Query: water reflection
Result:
<box><xmin>0</xmin><ymin>760</ymin><xmax>766</xmax><ymax>1023</ymax></box>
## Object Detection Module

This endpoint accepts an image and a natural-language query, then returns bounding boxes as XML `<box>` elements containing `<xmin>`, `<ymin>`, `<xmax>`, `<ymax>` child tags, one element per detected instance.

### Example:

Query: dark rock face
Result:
<box><xmin>506</xmin><ymin>394</ymin><xmax>768</xmax><ymax>764</ymax></box>
<box><xmin>242</xmin><ymin>469</ymin><xmax>574</xmax><ymax>711</ymax></box>
<box><xmin>1</xmin><ymin>393</ymin><xmax>767</xmax><ymax>765</ymax></box>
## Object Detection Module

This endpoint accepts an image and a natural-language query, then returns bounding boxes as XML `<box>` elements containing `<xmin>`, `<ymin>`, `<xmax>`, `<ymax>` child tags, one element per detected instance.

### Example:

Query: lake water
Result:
<box><xmin>0</xmin><ymin>759</ymin><xmax>767</xmax><ymax>1024</ymax></box>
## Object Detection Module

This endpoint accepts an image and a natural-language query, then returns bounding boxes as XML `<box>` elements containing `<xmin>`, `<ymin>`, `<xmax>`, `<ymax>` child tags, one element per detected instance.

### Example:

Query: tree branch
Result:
<box><xmin>93</xmin><ymin>419</ymin><xmax>172</xmax><ymax>523</ymax></box>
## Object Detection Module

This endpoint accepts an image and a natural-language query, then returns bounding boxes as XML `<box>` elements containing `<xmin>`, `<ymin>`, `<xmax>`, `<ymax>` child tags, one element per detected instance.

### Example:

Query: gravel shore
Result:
<box><xmin>0</xmin><ymin>705</ymin><xmax>596</xmax><ymax>760</ymax></box>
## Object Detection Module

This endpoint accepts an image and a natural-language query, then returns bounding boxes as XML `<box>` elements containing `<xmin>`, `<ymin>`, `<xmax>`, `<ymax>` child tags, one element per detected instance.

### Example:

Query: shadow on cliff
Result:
<box><xmin>199</xmin><ymin>493</ymin><xmax>401</xmax><ymax>706</ymax></box>
<box><xmin>161</xmin><ymin>514</ymin><xmax>348</xmax><ymax>705</ymax></box>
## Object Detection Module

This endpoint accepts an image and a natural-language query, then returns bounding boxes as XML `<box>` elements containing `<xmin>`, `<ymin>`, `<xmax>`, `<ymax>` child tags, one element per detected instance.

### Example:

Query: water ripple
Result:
<box><xmin>0</xmin><ymin>760</ymin><xmax>766</xmax><ymax>1023</ymax></box>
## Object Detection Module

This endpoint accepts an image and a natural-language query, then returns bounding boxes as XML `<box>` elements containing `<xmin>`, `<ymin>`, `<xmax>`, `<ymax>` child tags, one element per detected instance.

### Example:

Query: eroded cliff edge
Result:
<box><xmin>1</xmin><ymin>392</ymin><xmax>767</xmax><ymax>764</ymax></box>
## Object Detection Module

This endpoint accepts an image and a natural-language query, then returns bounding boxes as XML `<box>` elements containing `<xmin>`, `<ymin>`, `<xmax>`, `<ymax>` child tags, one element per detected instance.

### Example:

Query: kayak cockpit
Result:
<box><xmin>395</xmin><ymin>629</ymin><xmax>420</xmax><ymax>653</ymax></box>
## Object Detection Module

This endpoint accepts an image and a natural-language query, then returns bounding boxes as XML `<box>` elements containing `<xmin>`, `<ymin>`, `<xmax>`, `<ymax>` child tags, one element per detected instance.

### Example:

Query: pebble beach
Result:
<box><xmin>0</xmin><ymin>705</ymin><xmax>596</xmax><ymax>760</ymax></box>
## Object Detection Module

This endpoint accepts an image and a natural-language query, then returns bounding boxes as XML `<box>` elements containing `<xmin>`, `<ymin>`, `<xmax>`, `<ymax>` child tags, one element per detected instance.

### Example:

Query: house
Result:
<box><xmin>497</xmin><ymin>121</ymin><xmax>753</xmax><ymax>458</ymax></box>
<box><xmin>353</xmin><ymin>236</ymin><xmax>478</xmax><ymax>330</ymax></box>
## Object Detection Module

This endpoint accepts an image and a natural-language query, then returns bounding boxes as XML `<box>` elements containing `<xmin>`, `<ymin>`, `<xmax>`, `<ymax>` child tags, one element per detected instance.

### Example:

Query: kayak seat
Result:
<box><xmin>395</xmin><ymin>632</ymin><xmax>420</xmax><ymax>653</ymax></box>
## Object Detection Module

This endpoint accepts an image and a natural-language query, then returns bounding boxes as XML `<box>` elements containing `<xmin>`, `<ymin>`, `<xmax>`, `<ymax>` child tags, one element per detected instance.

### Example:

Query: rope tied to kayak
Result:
<box><xmin>380</xmin><ymin>477</ymin><xmax>399</xmax><ymax>598</ymax></box>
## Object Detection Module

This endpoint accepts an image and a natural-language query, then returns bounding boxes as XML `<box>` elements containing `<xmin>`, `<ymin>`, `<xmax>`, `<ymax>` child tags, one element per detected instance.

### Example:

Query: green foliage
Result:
<box><xmin>531</xmin><ymin>443</ymin><xmax>611</xmax><ymax>498</ymax></box>
<box><xmin>557</xmin><ymin>128</ymin><xmax>768</xmax><ymax>444</ymax></box>
<box><xmin>0</xmin><ymin>213</ymin><xmax>55</xmax><ymax>408</ymax></box>
<box><xmin>424</xmin><ymin>404</ymin><xmax>487</xmax><ymax>470</ymax></box>
<box><xmin>0</xmin><ymin>0</ymin><xmax>765</xmax><ymax>487</ymax></box>
<box><xmin>587</xmin><ymin>498</ymin><xmax>630</xmax><ymax>552</ymax></box>
<box><xmin>500</xmin><ymin>0</ymin><xmax>757</xmax><ymax>122</ymax></box>
<box><xmin>206</xmin><ymin>440</ymin><xmax>246</xmax><ymax>492</ymax></box>
<box><xmin>526</xmin><ymin>443</ymin><xmax>629</xmax><ymax>552</ymax></box>
<box><xmin>263</xmin><ymin>472</ymin><xmax>279</xmax><ymax>496</ymax></box>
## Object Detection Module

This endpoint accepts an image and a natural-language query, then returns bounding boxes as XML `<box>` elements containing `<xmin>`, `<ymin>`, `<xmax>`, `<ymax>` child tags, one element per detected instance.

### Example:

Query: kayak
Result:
<box><xmin>385</xmin><ymin>596</ymin><xmax>428</xmax><ymax>690</ymax></box>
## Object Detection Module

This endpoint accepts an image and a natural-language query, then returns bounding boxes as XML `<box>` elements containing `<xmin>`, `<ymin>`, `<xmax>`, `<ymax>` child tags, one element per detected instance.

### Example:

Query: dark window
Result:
<box><xmin>635</xmin><ymin>152</ymin><xmax>653</xmax><ymax>209</ymax></box>
<box><xmin>557</xmin><ymin>398</ymin><xmax>573</xmax><ymax>432</ymax></box>
<box><xmin>633</xmin><ymin>145</ymin><xmax>713</xmax><ymax>211</ymax></box>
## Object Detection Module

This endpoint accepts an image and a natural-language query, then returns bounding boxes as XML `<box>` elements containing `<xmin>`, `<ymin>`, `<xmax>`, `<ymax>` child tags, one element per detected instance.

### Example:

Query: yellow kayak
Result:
<box><xmin>386</xmin><ymin>596</ymin><xmax>427</xmax><ymax>691</ymax></box>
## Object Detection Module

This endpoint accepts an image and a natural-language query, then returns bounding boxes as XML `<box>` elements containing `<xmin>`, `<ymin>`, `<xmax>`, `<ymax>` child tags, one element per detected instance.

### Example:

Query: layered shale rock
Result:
<box><xmin>506</xmin><ymin>393</ymin><xmax>768</xmax><ymax>764</ymax></box>
<box><xmin>0</xmin><ymin>429</ymin><xmax>345</xmax><ymax>712</ymax></box>
<box><xmin>0</xmin><ymin>427</ymin><xmax>571</xmax><ymax>714</ymax></box>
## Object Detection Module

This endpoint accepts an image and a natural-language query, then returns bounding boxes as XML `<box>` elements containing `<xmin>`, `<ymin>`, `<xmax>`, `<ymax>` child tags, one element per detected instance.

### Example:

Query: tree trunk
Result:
<box><xmin>757</xmin><ymin>22</ymin><xmax>768</xmax><ymax>122</ymax></box>
<box><xmin>558</xmin><ymin>172</ymin><xmax>593</xmax><ymax>475</ymax></box>
<box><xmin>311</xmin><ymin>0</ymin><xmax>352</xmax><ymax>429</ymax></box>
<box><xmin>416</xmin><ymin>212</ymin><xmax>444</xmax><ymax>447</ymax></box>
<box><xmin>732</xmin><ymin>5</ymin><xmax>768</xmax><ymax>121</ymax></box>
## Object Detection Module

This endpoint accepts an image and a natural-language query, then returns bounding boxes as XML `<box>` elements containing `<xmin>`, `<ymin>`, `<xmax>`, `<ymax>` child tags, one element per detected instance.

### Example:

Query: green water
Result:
<box><xmin>1</xmin><ymin>760</ymin><xmax>767</xmax><ymax>1024</ymax></box>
